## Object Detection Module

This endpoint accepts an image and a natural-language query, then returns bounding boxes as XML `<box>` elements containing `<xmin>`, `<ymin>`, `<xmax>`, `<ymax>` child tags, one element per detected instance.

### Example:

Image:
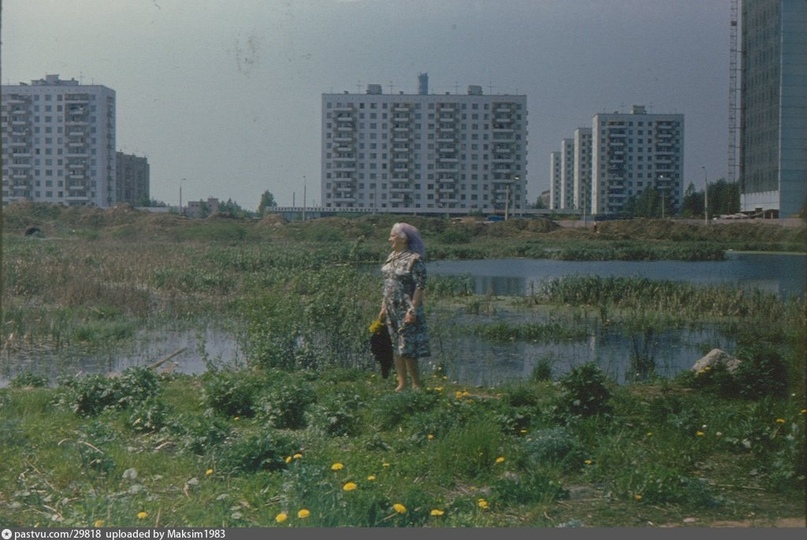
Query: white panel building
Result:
<box><xmin>321</xmin><ymin>76</ymin><xmax>528</xmax><ymax>216</ymax></box>
<box><xmin>573</xmin><ymin>127</ymin><xmax>593</xmax><ymax>215</ymax></box>
<box><xmin>2</xmin><ymin>74</ymin><xmax>116</xmax><ymax>207</ymax></box>
<box><xmin>560</xmin><ymin>138</ymin><xmax>575</xmax><ymax>210</ymax></box>
<box><xmin>592</xmin><ymin>106</ymin><xmax>684</xmax><ymax>216</ymax></box>
<box><xmin>549</xmin><ymin>151</ymin><xmax>562</xmax><ymax>210</ymax></box>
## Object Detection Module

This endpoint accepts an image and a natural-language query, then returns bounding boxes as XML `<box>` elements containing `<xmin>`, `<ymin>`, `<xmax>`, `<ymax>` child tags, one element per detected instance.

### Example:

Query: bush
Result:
<box><xmin>554</xmin><ymin>363</ymin><xmax>613</xmax><ymax>418</ymax></box>
<box><xmin>733</xmin><ymin>344</ymin><xmax>789</xmax><ymax>400</ymax></box>
<box><xmin>201</xmin><ymin>368</ymin><xmax>264</xmax><ymax>418</ymax></box>
<box><xmin>56</xmin><ymin>367</ymin><xmax>161</xmax><ymax>417</ymax></box>
<box><xmin>217</xmin><ymin>431</ymin><xmax>296</xmax><ymax>475</ymax></box>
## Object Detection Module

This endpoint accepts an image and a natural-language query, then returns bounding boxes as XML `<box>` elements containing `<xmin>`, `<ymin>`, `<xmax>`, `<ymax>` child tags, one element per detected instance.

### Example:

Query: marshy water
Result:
<box><xmin>1</xmin><ymin>252</ymin><xmax>804</xmax><ymax>388</ymax></box>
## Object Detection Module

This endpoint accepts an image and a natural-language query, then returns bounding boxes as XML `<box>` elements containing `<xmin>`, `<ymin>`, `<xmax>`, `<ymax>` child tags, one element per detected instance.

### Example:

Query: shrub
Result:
<box><xmin>256</xmin><ymin>374</ymin><xmax>317</xmax><ymax>430</ymax></box>
<box><xmin>217</xmin><ymin>431</ymin><xmax>295</xmax><ymax>475</ymax></box>
<box><xmin>201</xmin><ymin>368</ymin><xmax>264</xmax><ymax>418</ymax></box>
<box><xmin>9</xmin><ymin>371</ymin><xmax>49</xmax><ymax>388</ymax></box>
<box><xmin>56</xmin><ymin>367</ymin><xmax>161</xmax><ymax>417</ymax></box>
<box><xmin>554</xmin><ymin>363</ymin><xmax>613</xmax><ymax>418</ymax></box>
<box><xmin>733</xmin><ymin>344</ymin><xmax>789</xmax><ymax>400</ymax></box>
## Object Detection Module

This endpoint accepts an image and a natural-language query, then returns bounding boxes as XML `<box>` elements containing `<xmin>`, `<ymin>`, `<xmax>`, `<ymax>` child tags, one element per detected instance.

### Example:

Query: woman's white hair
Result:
<box><xmin>392</xmin><ymin>222</ymin><xmax>426</xmax><ymax>259</ymax></box>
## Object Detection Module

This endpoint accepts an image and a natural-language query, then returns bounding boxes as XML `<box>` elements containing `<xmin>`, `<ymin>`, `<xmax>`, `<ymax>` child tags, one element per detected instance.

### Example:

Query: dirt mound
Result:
<box><xmin>258</xmin><ymin>213</ymin><xmax>288</xmax><ymax>227</ymax></box>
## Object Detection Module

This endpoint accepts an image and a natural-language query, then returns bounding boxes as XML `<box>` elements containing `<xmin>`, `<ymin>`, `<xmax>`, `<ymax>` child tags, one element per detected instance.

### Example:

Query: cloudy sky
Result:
<box><xmin>2</xmin><ymin>0</ymin><xmax>734</xmax><ymax>209</ymax></box>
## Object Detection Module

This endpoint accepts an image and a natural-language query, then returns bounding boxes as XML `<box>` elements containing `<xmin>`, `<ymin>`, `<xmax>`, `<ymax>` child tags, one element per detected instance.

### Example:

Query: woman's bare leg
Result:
<box><xmin>394</xmin><ymin>356</ymin><xmax>407</xmax><ymax>391</ymax></box>
<box><xmin>405</xmin><ymin>357</ymin><xmax>421</xmax><ymax>389</ymax></box>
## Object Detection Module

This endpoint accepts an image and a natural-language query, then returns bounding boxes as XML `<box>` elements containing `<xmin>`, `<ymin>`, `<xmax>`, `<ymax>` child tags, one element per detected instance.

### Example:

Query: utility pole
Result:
<box><xmin>179</xmin><ymin>178</ymin><xmax>187</xmax><ymax>216</ymax></box>
<box><xmin>703</xmin><ymin>166</ymin><xmax>709</xmax><ymax>225</ymax></box>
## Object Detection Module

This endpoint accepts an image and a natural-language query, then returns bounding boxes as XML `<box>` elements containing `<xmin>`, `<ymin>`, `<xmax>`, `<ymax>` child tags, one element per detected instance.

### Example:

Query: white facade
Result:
<box><xmin>573</xmin><ymin>127</ymin><xmax>593</xmax><ymax>214</ymax></box>
<box><xmin>321</xmin><ymin>80</ymin><xmax>528</xmax><ymax>215</ymax></box>
<box><xmin>559</xmin><ymin>138</ymin><xmax>575</xmax><ymax>210</ymax></box>
<box><xmin>2</xmin><ymin>74</ymin><xmax>116</xmax><ymax>207</ymax></box>
<box><xmin>549</xmin><ymin>151</ymin><xmax>562</xmax><ymax>210</ymax></box>
<box><xmin>592</xmin><ymin>106</ymin><xmax>684</xmax><ymax>216</ymax></box>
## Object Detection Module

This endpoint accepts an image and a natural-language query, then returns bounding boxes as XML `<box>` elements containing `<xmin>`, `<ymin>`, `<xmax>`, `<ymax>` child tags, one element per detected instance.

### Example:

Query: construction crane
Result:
<box><xmin>728</xmin><ymin>0</ymin><xmax>740</xmax><ymax>184</ymax></box>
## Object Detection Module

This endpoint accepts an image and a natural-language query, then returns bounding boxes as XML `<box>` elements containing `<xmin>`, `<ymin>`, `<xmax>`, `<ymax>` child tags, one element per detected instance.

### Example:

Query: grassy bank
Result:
<box><xmin>1</xmin><ymin>204</ymin><xmax>805</xmax><ymax>527</ymax></box>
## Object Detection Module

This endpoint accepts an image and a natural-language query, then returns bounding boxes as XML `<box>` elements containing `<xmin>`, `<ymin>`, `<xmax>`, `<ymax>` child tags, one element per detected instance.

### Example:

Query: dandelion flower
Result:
<box><xmin>519</xmin><ymin>429</ymin><xmax>528</xmax><ymax>434</ymax></box>
<box><xmin>696</xmin><ymin>431</ymin><xmax>705</xmax><ymax>437</ymax></box>
<box><xmin>367</xmin><ymin>475</ymin><xmax>376</xmax><ymax>481</ymax></box>
<box><xmin>234</xmin><ymin>416</ymin><xmax>240</xmax><ymax>421</ymax></box>
<box><xmin>478</xmin><ymin>499</ymin><xmax>489</xmax><ymax>509</ymax></box>
<box><xmin>331</xmin><ymin>462</ymin><xmax>344</xmax><ymax>471</ymax></box>
<box><xmin>801</xmin><ymin>409</ymin><xmax>806</xmax><ymax>415</ymax></box>
<box><xmin>495</xmin><ymin>456</ymin><xmax>505</xmax><ymax>464</ymax></box>
<box><xmin>369</xmin><ymin>319</ymin><xmax>384</xmax><ymax>333</ymax></box>
<box><xmin>205</xmin><ymin>468</ymin><xmax>214</xmax><ymax>476</ymax></box>
<box><xmin>298</xmin><ymin>509</ymin><xmax>311</xmax><ymax>519</ymax></box>
<box><xmin>393</xmin><ymin>503</ymin><xmax>407</xmax><ymax>514</ymax></box>
<box><xmin>293</xmin><ymin>453</ymin><xmax>303</xmax><ymax>459</ymax></box>
<box><xmin>430</xmin><ymin>509</ymin><xmax>445</xmax><ymax>516</ymax></box>
<box><xmin>137</xmin><ymin>511</ymin><xmax>148</xmax><ymax>520</ymax></box>
<box><xmin>584</xmin><ymin>459</ymin><xmax>592</xmax><ymax>465</ymax></box>
<box><xmin>93</xmin><ymin>520</ymin><xmax>104</xmax><ymax>528</ymax></box>
<box><xmin>343</xmin><ymin>482</ymin><xmax>357</xmax><ymax>491</ymax></box>
<box><xmin>646</xmin><ymin>432</ymin><xmax>653</xmax><ymax>437</ymax></box>
<box><xmin>285</xmin><ymin>456</ymin><xmax>293</xmax><ymax>464</ymax></box>
<box><xmin>427</xmin><ymin>434</ymin><xmax>435</xmax><ymax>440</ymax></box>
<box><xmin>634</xmin><ymin>494</ymin><xmax>643</xmax><ymax>501</ymax></box>
<box><xmin>275</xmin><ymin>513</ymin><xmax>288</xmax><ymax>523</ymax></box>
<box><xmin>775</xmin><ymin>418</ymin><xmax>786</xmax><ymax>424</ymax></box>
<box><xmin>382</xmin><ymin>462</ymin><xmax>390</xmax><ymax>468</ymax></box>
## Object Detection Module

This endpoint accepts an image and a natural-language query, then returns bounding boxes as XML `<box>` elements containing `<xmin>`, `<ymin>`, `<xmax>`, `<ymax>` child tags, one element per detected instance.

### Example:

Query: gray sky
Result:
<box><xmin>2</xmin><ymin>0</ymin><xmax>733</xmax><ymax>209</ymax></box>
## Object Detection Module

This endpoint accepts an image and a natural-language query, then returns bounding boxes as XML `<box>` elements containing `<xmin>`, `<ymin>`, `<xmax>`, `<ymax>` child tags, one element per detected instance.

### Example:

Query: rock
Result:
<box><xmin>691</xmin><ymin>348</ymin><xmax>742</xmax><ymax>374</ymax></box>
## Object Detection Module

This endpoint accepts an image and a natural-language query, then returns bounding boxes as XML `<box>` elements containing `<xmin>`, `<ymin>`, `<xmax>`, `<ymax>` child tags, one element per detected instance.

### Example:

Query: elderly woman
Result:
<box><xmin>378</xmin><ymin>222</ymin><xmax>431</xmax><ymax>391</ymax></box>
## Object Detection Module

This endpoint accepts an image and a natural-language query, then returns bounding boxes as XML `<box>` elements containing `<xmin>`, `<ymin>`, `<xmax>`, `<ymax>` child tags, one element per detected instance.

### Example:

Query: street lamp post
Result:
<box><xmin>702</xmin><ymin>167</ymin><xmax>709</xmax><ymax>225</ymax></box>
<box><xmin>179</xmin><ymin>178</ymin><xmax>187</xmax><ymax>216</ymax></box>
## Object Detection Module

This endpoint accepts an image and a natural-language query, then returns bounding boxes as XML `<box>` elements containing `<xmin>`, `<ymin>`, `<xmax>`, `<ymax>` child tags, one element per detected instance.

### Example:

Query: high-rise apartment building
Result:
<box><xmin>549</xmin><ymin>151</ymin><xmax>562</xmax><ymax>210</ymax></box>
<box><xmin>321</xmin><ymin>75</ymin><xmax>528</xmax><ymax>215</ymax></box>
<box><xmin>739</xmin><ymin>0</ymin><xmax>807</xmax><ymax>217</ymax></box>
<box><xmin>2</xmin><ymin>74</ymin><xmax>116</xmax><ymax>207</ymax></box>
<box><xmin>560</xmin><ymin>138</ymin><xmax>575</xmax><ymax>210</ymax></box>
<box><xmin>573</xmin><ymin>127</ymin><xmax>593</xmax><ymax>214</ymax></box>
<box><xmin>592</xmin><ymin>106</ymin><xmax>684</xmax><ymax>216</ymax></box>
<box><xmin>116</xmin><ymin>152</ymin><xmax>150</xmax><ymax>205</ymax></box>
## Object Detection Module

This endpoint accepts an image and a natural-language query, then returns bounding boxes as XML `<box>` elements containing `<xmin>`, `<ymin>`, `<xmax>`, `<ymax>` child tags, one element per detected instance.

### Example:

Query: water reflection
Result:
<box><xmin>428</xmin><ymin>252</ymin><xmax>807</xmax><ymax>300</ymax></box>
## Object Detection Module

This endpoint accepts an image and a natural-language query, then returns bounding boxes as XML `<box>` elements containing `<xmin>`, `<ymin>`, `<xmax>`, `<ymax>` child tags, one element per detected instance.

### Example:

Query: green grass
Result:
<box><xmin>0</xmin><ymin>367</ymin><xmax>803</xmax><ymax>528</ymax></box>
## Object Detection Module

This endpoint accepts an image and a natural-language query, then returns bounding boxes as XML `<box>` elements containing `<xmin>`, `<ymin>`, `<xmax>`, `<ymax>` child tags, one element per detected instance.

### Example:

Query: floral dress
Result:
<box><xmin>381</xmin><ymin>250</ymin><xmax>431</xmax><ymax>359</ymax></box>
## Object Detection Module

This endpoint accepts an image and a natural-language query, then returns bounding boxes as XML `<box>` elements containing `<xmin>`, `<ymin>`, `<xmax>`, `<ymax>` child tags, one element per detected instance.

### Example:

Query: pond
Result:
<box><xmin>427</xmin><ymin>252</ymin><xmax>807</xmax><ymax>300</ymax></box>
<box><xmin>1</xmin><ymin>252</ymin><xmax>803</xmax><ymax>388</ymax></box>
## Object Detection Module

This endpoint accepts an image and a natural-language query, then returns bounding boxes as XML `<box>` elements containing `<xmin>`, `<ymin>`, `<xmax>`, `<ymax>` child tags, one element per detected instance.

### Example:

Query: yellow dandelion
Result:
<box><xmin>369</xmin><ymin>319</ymin><xmax>384</xmax><ymax>334</ymax></box>
<box><xmin>427</xmin><ymin>434</ymin><xmax>435</xmax><ymax>440</ymax></box>
<box><xmin>646</xmin><ymin>432</ymin><xmax>653</xmax><ymax>437</ymax></box>
<box><xmin>275</xmin><ymin>513</ymin><xmax>288</xmax><ymax>523</ymax></box>
<box><xmin>696</xmin><ymin>431</ymin><xmax>705</xmax><ymax>437</ymax></box>
<box><xmin>343</xmin><ymin>482</ymin><xmax>357</xmax><ymax>491</ymax></box>
<box><xmin>393</xmin><ymin>503</ymin><xmax>407</xmax><ymax>514</ymax></box>
<box><xmin>478</xmin><ymin>499</ymin><xmax>489</xmax><ymax>509</ymax></box>
<box><xmin>293</xmin><ymin>453</ymin><xmax>303</xmax><ymax>459</ymax></box>
<box><xmin>801</xmin><ymin>409</ymin><xmax>806</xmax><ymax>415</ymax></box>
<box><xmin>584</xmin><ymin>459</ymin><xmax>592</xmax><ymax>465</ymax></box>
<box><xmin>331</xmin><ymin>462</ymin><xmax>344</xmax><ymax>471</ymax></box>
<box><xmin>298</xmin><ymin>509</ymin><xmax>311</xmax><ymax>519</ymax></box>
<box><xmin>205</xmin><ymin>468</ymin><xmax>214</xmax><ymax>476</ymax></box>
<box><xmin>455</xmin><ymin>391</ymin><xmax>463</xmax><ymax>399</ymax></box>
<box><xmin>775</xmin><ymin>418</ymin><xmax>786</xmax><ymax>424</ymax></box>
<box><xmin>137</xmin><ymin>511</ymin><xmax>148</xmax><ymax>520</ymax></box>
<box><xmin>435</xmin><ymin>386</ymin><xmax>443</xmax><ymax>392</ymax></box>
<box><xmin>519</xmin><ymin>429</ymin><xmax>528</xmax><ymax>434</ymax></box>
<box><xmin>93</xmin><ymin>520</ymin><xmax>104</xmax><ymax>528</ymax></box>
<box><xmin>495</xmin><ymin>456</ymin><xmax>505</xmax><ymax>464</ymax></box>
<box><xmin>382</xmin><ymin>462</ymin><xmax>390</xmax><ymax>468</ymax></box>
<box><xmin>430</xmin><ymin>509</ymin><xmax>445</xmax><ymax>517</ymax></box>
<box><xmin>234</xmin><ymin>416</ymin><xmax>239</xmax><ymax>421</ymax></box>
<box><xmin>367</xmin><ymin>475</ymin><xmax>377</xmax><ymax>481</ymax></box>
<box><xmin>634</xmin><ymin>494</ymin><xmax>643</xmax><ymax>501</ymax></box>
<box><xmin>285</xmin><ymin>456</ymin><xmax>293</xmax><ymax>464</ymax></box>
